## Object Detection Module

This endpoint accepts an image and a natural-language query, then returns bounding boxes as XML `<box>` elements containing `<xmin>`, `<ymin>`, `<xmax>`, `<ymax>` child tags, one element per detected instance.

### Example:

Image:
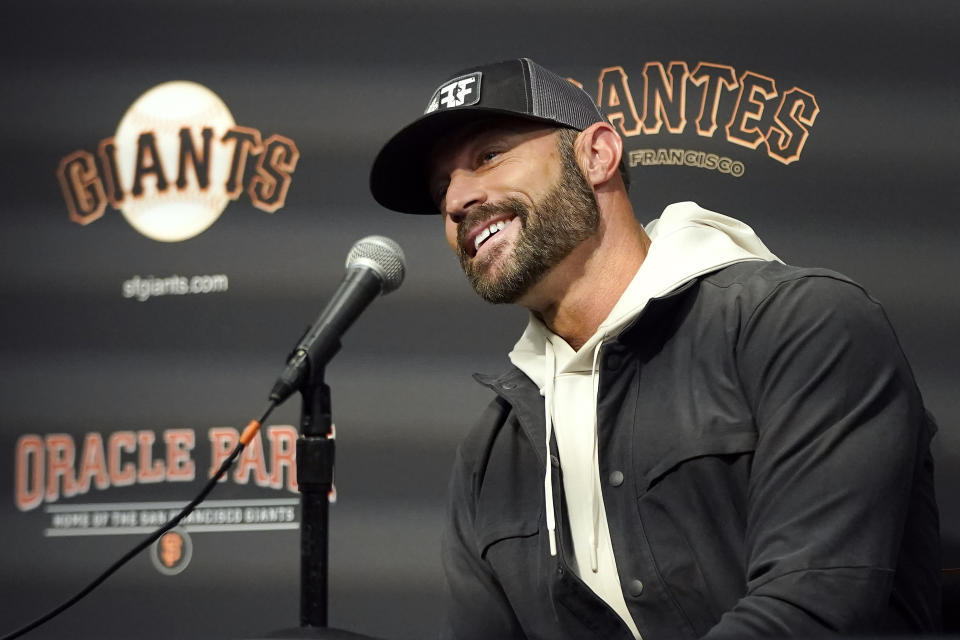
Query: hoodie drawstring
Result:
<box><xmin>542</xmin><ymin>340</ymin><xmax>557</xmax><ymax>557</ymax></box>
<box><xmin>588</xmin><ymin>337</ymin><xmax>605</xmax><ymax>573</ymax></box>
<box><xmin>541</xmin><ymin>334</ymin><xmax>605</xmax><ymax>570</ymax></box>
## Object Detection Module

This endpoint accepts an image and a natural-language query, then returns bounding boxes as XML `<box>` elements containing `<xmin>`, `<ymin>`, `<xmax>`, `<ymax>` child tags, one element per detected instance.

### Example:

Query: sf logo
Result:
<box><xmin>439</xmin><ymin>77</ymin><xmax>477</xmax><ymax>109</ymax></box>
<box><xmin>151</xmin><ymin>528</ymin><xmax>193</xmax><ymax>575</ymax></box>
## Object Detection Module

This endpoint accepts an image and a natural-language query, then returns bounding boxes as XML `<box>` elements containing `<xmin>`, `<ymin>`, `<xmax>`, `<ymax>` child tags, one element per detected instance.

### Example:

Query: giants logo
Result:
<box><xmin>56</xmin><ymin>81</ymin><xmax>299</xmax><ymax>242</ymax></box>
<box><xmin>574</xmin><ymin>61</ymin><xmax>820</xmax><ymax>165</ymax></box>
<box><xmin>152</xmin><ymin>528</ymin><xmax>193</xmax><ymax>575</ymax></box>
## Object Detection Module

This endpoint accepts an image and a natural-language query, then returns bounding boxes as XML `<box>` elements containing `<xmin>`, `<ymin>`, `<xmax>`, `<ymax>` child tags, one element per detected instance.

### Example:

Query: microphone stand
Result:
<box><xmin>298</xmin><ymin>363</ymin><xmax>335</xmax><ymax>628</ymax></box>
<box><xmin>250</xmin><ymin>349</ymin><xmax>384</xmax><ymax>640</ymax></box>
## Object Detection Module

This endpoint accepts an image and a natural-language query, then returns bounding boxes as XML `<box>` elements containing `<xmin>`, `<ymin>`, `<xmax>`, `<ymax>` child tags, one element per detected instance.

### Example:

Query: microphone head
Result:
<box><xmin>345</xmin><ymin>235</ymin><xmax>406</xmax><ymax>294</ymax></box>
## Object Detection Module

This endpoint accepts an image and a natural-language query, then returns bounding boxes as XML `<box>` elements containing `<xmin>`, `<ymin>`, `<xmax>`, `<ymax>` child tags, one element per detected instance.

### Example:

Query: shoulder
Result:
<box><xmin>697</xmin><ymin>260</ymin><xmax>888</xmax><ymax>327</ymax></box>
<box><xmin>452</xmin><ymin>369</ymin><xmax>526</xmax><ymax>484</ymax></box>
<box><xmin>454</xmin><ymin>393</ymin><xmax>512</xmax><ymax>474</ymax></box>
<box><xmin>702</xmin><ymin>260</ymin><xmax>868</xmax><ymax>301</ymax></box>
<box><xmin>663</xmin><ymin>260</ymin><xmax>911</xmax><ymax>389</ymax></box>
<box><xmin>711</xmin><ymin>262</ymin><xmax>918</xmax><ymax>407</ymax></box>
<box><xmin>452</xmin><ymin>367</ymin><xmax>549</xmax><ymax>488</ymax></box>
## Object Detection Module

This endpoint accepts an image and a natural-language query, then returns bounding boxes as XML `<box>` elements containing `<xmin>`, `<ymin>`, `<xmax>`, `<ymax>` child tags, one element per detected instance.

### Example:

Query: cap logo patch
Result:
<box><xmin>425</xmin><ymin>72</ymin><xmax>482</xmax><ymax>113</ymax></box>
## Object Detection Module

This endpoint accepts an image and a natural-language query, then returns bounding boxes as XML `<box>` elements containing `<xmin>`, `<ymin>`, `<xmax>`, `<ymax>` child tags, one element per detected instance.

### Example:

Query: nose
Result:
<box><xmin>442</xmin><ymin>169</ymin><xmax>486</xmax><ymax>223</ymax></box>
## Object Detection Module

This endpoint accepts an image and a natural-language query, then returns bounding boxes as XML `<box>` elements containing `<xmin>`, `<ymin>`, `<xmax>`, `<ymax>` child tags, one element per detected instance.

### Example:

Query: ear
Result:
<box><xmin>575</xmin><ymin>122</ymin><xmax>623</xmax><ymax>189</ymax></box>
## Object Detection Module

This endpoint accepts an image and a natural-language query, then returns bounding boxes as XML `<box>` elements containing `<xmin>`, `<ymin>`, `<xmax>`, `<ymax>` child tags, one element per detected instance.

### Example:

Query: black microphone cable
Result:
<box><xmin>0</xmin><ymin>401</ymin><xmax>277</xmax><ymax>640</ymax></box>
<box><xmin>2</xmin><ymin>236</ymin><xmax>406</xmax><ymax>639</ymax></box>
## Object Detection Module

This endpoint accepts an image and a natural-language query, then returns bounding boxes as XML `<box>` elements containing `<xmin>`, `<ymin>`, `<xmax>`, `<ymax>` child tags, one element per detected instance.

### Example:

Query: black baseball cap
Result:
<box><xmin>369</xmin><ymin>58</ymin><xmax>608</xmax><ymax>215</ymax></box>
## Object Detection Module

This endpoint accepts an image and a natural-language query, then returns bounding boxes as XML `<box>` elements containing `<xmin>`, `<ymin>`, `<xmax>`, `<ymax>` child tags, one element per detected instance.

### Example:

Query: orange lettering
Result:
<box><xmin>235</xmin><ymin>428</ymin><xmax>270</xmax><ymax>486</ymax></box>
<box><xmin>209</xmin><ymin>427</ymin><xmax>240</xmax><ymax>479</ymax></box>
<box><xmin>597</xmin><ymin>66</ymin><xmax>642</xmax><ymax>136</ymax></box>
<box><xmin>136</xmin><ymin>430</ymin><xmax>165</xmax><ymax>483</ymax></box>
<box><xmin>222</xmin><ymin>127</ymin><xmax>264</xmax><ymax>199</ymax></box>
<box><xmin>689</xmin><ymin>62</ymin><xmax>738</xmax><ymax>138</ymax></box>
<box><xmin>109</xmin><ymin>431</ymin><xmax>136</xmax><ymax>486</ymax></box>
<box><xmin>268</xmin><ymin>425</ymin><xmax>298</xmax><ymax>492</ymax></box>
<box><xmin>15</xmin><ymin>435</ymin><xmax>44</xmax><ymax>511</ymax></box>
<box><xmin>45</xmin><ymin>434</ymin><xmax>77</xmax><ymax>502</ymax></box>
<box><xmin>248</xmin><ymin>135</ymin><xmax>299</xmax><ymax>213</ymax></box>
<box><xmin>131</xmin><ymin>132</ymin><xmax>168</xmax><ymax>196</ymax></box>
<box><xmin>765</xmin><ymin>87</ymin><xmax>820</xmax><ymax>165</ymax></box>
<box><xmin>176</xmin><ymin>127</ymin><xmax>213</xmax><ymax>190</ymax></box>
<box><xmin>75</xmin><ymin>433</ymin><xmax>109</xmax><ymax>494</ymax></box>
<box><xmin>641</xmin><ymin>61</ymin><xmax>690</xmax><ymax>135</ymax></box>
<box><xmin>726</xmin><ymin>71</ymin><xmax>778</xmax><ymax>150</ymax></box>
<box><xmin>57</xmin><ymin>150</ymin><xmax>107</xmax><ymax>225</ymax></box>
<box><xmin>97</xmin><ymin>137</ymin><xmax>124</xmax><ymax>207</ymax></box>
<box><xmin>164</xmin><ymin>429</ymin><xmax>196</xmax><ymax>481</ymax></box>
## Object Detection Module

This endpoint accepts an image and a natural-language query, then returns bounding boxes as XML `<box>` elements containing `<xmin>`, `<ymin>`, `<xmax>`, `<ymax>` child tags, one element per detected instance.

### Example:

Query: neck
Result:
<box><xmin>519</xmin><ymin>204</ymin><xmax>650</xmax><ymax>351</ymax></box>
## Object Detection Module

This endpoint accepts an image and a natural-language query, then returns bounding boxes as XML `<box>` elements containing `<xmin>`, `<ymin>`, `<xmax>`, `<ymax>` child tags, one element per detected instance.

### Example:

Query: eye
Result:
<box><xmin>477</xmin><ymin>148</ymin><xmax>501</xmax><ymax>166</ymax></box>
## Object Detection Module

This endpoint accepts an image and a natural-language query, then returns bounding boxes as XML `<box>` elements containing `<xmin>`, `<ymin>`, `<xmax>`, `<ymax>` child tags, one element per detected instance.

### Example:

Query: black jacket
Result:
<box><xmin>441</xmin><ymin>261</ymin><xmax>940</xmax><ymax>639</ymax></box>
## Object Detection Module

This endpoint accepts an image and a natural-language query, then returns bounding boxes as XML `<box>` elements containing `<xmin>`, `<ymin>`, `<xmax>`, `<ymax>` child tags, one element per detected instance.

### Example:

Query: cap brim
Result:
<box><xmin>369</xmin><ymin>107</ymin><xmax>555</xmax><ymax>215</ymax></box>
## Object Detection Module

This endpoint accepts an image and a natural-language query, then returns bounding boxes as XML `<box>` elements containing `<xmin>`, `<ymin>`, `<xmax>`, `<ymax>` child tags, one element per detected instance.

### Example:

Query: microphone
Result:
<box><xmin>269</xmin><ymin>235</ymin><xmax>406</xmax><ymax>404</ymax></box>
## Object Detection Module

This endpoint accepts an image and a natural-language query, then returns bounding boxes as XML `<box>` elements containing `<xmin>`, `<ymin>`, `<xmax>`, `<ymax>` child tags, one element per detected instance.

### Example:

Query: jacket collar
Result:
<box><xmin>472</xmin><ymin>277</ymin><xmax>701</xmax><ymax>463</ymax></box>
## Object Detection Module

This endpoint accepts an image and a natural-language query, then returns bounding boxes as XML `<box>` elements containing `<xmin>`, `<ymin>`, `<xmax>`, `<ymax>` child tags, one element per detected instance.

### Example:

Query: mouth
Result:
<box><xmin>463</xmin><ymin>214</ymin><xmax>518</xmax><ymax>258</ymax></box>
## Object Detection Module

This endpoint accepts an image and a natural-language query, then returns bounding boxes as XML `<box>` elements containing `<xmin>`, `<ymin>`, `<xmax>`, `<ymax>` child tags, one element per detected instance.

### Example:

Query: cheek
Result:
<box><xmin>444</xmin><ymin>218</ymin><xmax>458</xmax><ymax>252</ymax></box>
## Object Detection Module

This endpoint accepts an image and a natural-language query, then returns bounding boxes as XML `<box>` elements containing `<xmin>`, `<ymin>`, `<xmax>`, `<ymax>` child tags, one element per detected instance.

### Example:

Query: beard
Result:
<box><xmin>455</xmin><ymin>145</ymin><xmax>601</xmax><ymax>304</ymax></box>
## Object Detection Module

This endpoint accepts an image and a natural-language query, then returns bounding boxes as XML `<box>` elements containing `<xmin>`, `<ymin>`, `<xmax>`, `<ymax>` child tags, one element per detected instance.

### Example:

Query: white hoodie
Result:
<box><xmin>507</xmin><ymin>202</ymin><xmax>779</xmax><ymax>638</ymax></box>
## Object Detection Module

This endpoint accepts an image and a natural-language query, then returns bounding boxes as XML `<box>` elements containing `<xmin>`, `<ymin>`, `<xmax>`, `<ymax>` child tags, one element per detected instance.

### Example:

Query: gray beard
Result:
<box><xmin>456</xmin><ymin>157</ymin><xmax>600</xmax><ymax>304</ymax></box>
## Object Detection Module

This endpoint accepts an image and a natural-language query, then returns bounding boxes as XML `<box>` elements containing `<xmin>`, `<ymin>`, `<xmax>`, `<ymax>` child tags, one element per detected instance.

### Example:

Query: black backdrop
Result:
<box><xmin>1</xmin><ymin>1</ymin><xmax>957</xmax><ymax>639</ymax></box>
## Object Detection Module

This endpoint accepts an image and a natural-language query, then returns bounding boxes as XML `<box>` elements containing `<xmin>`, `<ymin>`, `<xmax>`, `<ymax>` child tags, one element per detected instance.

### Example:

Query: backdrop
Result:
<box><xmin>1</xmin><ymin>1</ymin><xmax>957</xmax><ymax>639</ymax></box>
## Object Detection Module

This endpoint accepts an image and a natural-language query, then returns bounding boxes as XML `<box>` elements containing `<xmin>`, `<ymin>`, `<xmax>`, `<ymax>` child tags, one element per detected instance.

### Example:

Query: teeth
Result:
<box><xmin>474</xmin><ymin>228</ymin><xmax>491</xmax><ymax>251</ymax></box>
<box><xmin>473</xmin><ymin>219</ymin><xmax>511</xmax><ymax>252</ymax></box>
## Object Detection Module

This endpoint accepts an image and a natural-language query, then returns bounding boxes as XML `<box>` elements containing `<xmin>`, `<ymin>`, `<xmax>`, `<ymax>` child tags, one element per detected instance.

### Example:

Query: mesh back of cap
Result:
<box><xmin>525</xmin><ymin>59</ymin><xmax>606</xmax><ymax>130</ymax></box>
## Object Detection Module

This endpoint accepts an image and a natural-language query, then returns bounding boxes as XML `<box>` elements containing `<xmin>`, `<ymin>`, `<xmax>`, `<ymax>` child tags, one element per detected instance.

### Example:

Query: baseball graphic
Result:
<box><xmin>114</xmin><ymin>81</ymin><xmax>236</xmax><ymax>242</ymax></box>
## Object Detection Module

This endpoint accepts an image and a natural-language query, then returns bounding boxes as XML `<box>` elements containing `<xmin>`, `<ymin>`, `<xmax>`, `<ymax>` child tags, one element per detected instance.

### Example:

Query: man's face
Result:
<box><xmin>429</xmin><ymin>120</ymin><xmax>600</xmax><ymax>304</ymax></box>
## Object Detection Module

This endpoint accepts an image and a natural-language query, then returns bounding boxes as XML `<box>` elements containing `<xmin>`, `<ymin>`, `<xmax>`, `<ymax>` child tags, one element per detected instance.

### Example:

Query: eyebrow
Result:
<box><xmin>427</xmin><ymin>122</ymin><xmax>556</xmax><ymax>207</ymax></box>
<box><xmin>429</xmin><ymin>125</ymin><xmax>517</xmax><ymax>178</ymax></box>
<box><xmin>427</xmin><ymin>131</ymin><xmax>497</xmax><ymax>208</ymax></box>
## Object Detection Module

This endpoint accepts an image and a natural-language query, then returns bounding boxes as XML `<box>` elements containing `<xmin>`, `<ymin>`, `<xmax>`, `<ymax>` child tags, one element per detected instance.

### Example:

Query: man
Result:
<box><xmin>369</xmin><ymin>58</ymin><xmax>940</xmax><ymax>639</ymax></box>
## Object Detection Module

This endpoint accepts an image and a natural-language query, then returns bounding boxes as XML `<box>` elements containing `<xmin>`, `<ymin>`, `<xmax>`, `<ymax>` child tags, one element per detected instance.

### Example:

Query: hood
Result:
<box><xmin>509</xmin><ymin>201</ymin><xmax>779</xmax><ymax>386</ymax></box>
<box><xmin>501</xmin><ymin>202</ymin><xmax>779</xmax><ymax>607</ymax></box>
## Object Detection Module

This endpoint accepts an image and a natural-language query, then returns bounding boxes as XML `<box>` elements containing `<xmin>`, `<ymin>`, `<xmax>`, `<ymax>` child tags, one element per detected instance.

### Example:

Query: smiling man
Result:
<box><xmin>369</xmin><ymin>58</ymin><xmax>940</xmax><ymax>639</ymax></box>
<box><xmin>434</xmin><ymin>120</ymin><xmax>605</xmax><ymax>310</ymax></box>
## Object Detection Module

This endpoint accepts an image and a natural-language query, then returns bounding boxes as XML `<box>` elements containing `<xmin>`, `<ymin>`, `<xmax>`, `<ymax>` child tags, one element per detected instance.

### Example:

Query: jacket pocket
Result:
<box><xmin>473</xmin><ymin>423</ymin><xmax>544</xmax><ymax>559</ymax></box>
<box><xmin>643</xmin><ymin>430</ymin><xmax>756</xmax><ymax>491</ymax></box>
<box><xmin>476</xmin><ymin>513</ymin><xmax>540</xmax><ymax>559</ymax></box>
<box><xmin>636</xmin><ymin>430</ymin><xmax>757</xmax><ymax>634</ymax></box>
<box><xmin>473</xmin><ymin>467</ymin><xmax>544</xmax><ymax>619</ymax></box>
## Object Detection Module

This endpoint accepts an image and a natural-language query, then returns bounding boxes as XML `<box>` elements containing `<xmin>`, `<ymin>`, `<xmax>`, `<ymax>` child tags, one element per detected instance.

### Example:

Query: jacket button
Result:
<box><xmin>550</xmin><ymin>454</ymin><xmax>560</xmax><ymax>468</ymax></box>
<box><xmin>608</xmin><ymin>470</ymin><xmax>624</xmax><ymax>487</ymax></box>
<box><xmin>502</xmin><ymin>382</ymin><xmax>517</xmax><ymax>390</ymax></box>
<box><xmin>627</xmin><ymin>579</ymin><xmax>644</xmax><ymax>597</ymax></box>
